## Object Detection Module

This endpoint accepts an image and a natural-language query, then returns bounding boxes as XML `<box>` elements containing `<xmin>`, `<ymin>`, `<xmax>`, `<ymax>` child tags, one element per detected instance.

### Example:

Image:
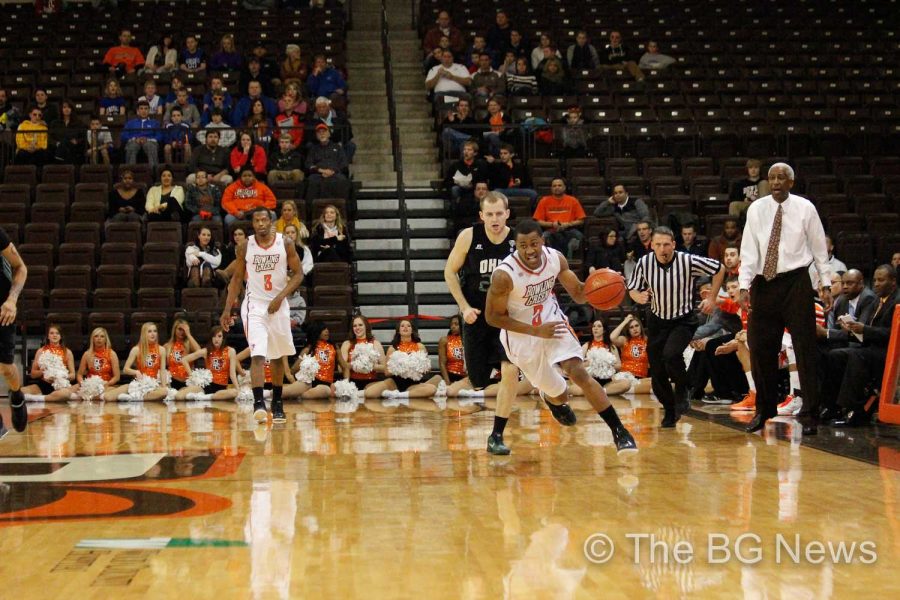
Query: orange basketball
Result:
<box><xmin>584</xmin><ymin>268</ymin><xmax>626</xmax><ymax>310</ymax></box>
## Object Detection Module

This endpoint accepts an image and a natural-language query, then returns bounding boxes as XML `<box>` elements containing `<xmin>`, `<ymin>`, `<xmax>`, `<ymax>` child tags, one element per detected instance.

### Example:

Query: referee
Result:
<box><xmin>627</xmin><ymin>226</ymin><xmax>725</xmax><ymax>427</ymax></box>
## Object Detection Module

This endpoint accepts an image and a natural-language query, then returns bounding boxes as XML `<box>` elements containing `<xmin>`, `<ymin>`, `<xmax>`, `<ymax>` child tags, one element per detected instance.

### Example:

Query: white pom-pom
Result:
<box><xmin>334</xmin><ymin>396</ymin><xmax>360</xmax><ymax>414</ymax></box>
<box><xmin>187</xmin><ymin>368</ymin><xmax>213</xmax><ymax>389</ymax></box>
<box><xmin>434</xmin><ymin>395</ymin><xmax>447</xmax><ymax>410</ymax></box>
<box><xmin>127</xmin><ymin>374</ymin><xmax>160</xmax><ymax>401</ymax></box>
<box><xmin>237</xmin><ymin>373</ymin><xmax>251</xmax><ymax>389</ymax></box>
<box><xmin>333</xmin><ymin>379</ymin><xmax>357</xmax><ymax>399</ymax></box>
<box><xmin>585</xmin><ymin>348</ymin><xmax>618</xmax><ymax>380</ymax></box>
<box><xmin>78</xmin><ymin>375</ymin><xmax>107</xmax><ymax>401</ymax></box>
<box><xmin>165</xmin><ymin>388</ymin><xmax>177</xmax><ymax>402</ymax></box>
<box><xmin>387</xmin><ymin>351</ymin><xmax>430</xmax><ymax>381</ymax></box>
<box><xmin>295</xmin><ymin>355</ymin><xmax>320</xmax><ymax>384</ymax></box>
<box><xmin>435</xmin><ymin>380</ymin><xmax>447</xmax><ymax>397</ymax></box>
<box><xmin>350</xmin><ymin>343</ymin><xmax>380</xmax><ymax>374</ymax></box>
<box><xmin>236</xmin><ymin>387</ymin><xmax>254</xmax><ymax>404</ymax></box>
<box><xmin>38</xmin><ymin>352</ymin><xmax>71</xmax><ymax>390</ymax></box>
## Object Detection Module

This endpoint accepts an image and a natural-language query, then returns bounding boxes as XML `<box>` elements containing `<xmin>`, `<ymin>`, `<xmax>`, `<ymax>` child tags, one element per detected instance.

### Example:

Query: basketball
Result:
<box><xmin>584</xmin><ymin>268</ymin><xmax>627</xmax><ymax>310</ymax></box>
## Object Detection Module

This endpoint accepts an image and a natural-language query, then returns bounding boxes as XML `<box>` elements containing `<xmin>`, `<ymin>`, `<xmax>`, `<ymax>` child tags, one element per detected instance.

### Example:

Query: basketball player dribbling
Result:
<box><xmin>220</xmin><ymin>206</ymin><xmax>304</xmax><ymax>423</ymax></box>
<box><xmin>444</xmin><ymin>191</ymin><xmax>521</xmax><ymax>455</ymax></box>
<box><xmin>485</xmin><ymin>219</ymin><xmax>638</xmax><ymax>455</ymax></box>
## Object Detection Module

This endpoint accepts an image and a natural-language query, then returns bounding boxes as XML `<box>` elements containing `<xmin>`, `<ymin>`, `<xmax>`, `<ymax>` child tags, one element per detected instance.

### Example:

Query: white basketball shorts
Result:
<box><xmin>242</xmin><ymin>297</ymin><xmax>295</xmax><ymax>360</ymax></box>
<box><xmin>500</xmin><ymin>328</ymin><xmax>582</xmax><ymax>397</ymax></box>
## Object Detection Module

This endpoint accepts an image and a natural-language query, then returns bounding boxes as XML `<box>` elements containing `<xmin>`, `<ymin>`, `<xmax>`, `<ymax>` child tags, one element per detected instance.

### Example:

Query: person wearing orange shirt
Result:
<box><xmin>179</xmin><ymin>326</ymin><xmax>241</xmax><ymax>401</ymax></box>
<box><xmin>21</xmin><ymin>323</ymin><xmax>76</xmax><ymax>402</ymax></box>
<box><xmin>607</xmin><ymin>314</ymin><xmax>653</xmax><ymax>395</ymax></box>
<box><xmin>77</xmin><ymin>327</ymin><xmax>122</xmax><ymax>401</ymax></box>
<box><xmin>107</xmin><ymin>322</ymin><xmax>170</xmax><ymax>401</ymax></box>
<box><xmin>532</xmin><ymin>177</ymin><xmax>586</xmax><ymax>259</ymax></box>
<box><xmin>103</xmin><ymin>29</ymin><xmax>146</xmax><ymax>77</ymax></box>
<box><xmin>283</xmin><ymin>321</ymin><xmax>342</xmax><ymax>399</ymax></box>
<box><xmin>221</xmin><ymin>169</ymin><xmax>277</xmax><ymax>226</ymax></box>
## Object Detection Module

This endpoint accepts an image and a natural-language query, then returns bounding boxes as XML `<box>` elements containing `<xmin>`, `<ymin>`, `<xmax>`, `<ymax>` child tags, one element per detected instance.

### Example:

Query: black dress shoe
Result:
<box><xmin>830</xmin><ymin>410</ymin><xmax>868</xmax><ymax>428</ymax></box>
<box><xmin>661</xmin><ymin>410</ymin><xmax>680</xmax><ymax>428</ymax></box>
<box><xmin>745</xmin><ymin>412</ymin><xmax>773</xmax><ymax>433</ymax></box>
<box><xmin>801</xmin><ymin>420</ymin><xmax>818</xmax><ymax>436</ymax></box>
<box><xmin>819</xmin><ymin>407</ymin><xmax>839</xmax><ymax>422</ymax></box>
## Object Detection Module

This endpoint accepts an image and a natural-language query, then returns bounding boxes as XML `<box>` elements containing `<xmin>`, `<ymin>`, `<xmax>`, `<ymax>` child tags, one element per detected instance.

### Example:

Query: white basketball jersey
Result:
<box><xmin>245</xmin><ymin>233</ymin><xmax>288</xmax><ymax>303</ymax></box>
<box><xmin>493</xmin><ymin>247</ymin><xmax>565</xmax><ymax>327</ymax></box>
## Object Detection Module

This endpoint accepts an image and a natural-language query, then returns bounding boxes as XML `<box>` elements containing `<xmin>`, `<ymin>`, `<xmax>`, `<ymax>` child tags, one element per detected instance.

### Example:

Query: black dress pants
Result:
<box><xmin>646</xmin><ymin>312</ymin><xmax>698</xmax><ymax>411</ymax></box>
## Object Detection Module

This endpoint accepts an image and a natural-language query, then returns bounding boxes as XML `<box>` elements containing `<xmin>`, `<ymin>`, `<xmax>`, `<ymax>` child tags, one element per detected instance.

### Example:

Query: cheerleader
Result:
<box><xmin>177</xmin><ymin>326</ymin><xmax>240</xmax><ymax>401</ymax></box>
<box><xmin>283</xmin><ymin>322</ymin><xmax>342</xmax><ymax>399</ymax></box>
<box><xmin>22</xmin><ymin>323</ymin><xmax>77</xmax><ymax>402</ymax></box>
<box><xmin>76</xmin><ymin>327</ymin><xmax>122</xmax><ymax>401</ymax></box>
<box><xmin>340</xmin><ymin>314</ymin><xmax>386</xmax><ymax>391</ymax></box>
<box><xmin>106</xmin><ymin>322</ymin><xmax>171</xmax><ymax>401</ymax></box>
<box><xmin>164</xmin><ymin>318</ymin><xmax>201</xmax><ymax>390</ymax></box>
<box><xmin>364</xmin><ymin>319</ymin><xmax>439</xmax><ymax>400</ymax></box>
<box><xmin>608</xmin><ymin>314</ymin><xmax>652</xmax><ymax>395</ymax></box>
<box><xmin>569</xmin><ymin>318</ymin><xmax>622</xmax><ymax>395</ymax></box>
<box><xmin>440</xmin><ymin>315</ymin><xmax>467</xmax><ymax>384</ymax></box>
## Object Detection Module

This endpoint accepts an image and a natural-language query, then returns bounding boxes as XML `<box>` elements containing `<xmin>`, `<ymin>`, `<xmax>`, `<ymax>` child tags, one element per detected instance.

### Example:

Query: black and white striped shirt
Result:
<box><xmin>627</xmin><ymin>251</ymin><xmax>721</xmax><ymax>320</ymax></box>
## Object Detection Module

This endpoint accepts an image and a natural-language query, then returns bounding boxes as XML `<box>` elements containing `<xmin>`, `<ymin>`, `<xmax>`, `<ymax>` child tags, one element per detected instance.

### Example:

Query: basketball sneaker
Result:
<box><xmin>613</xmin><ymin>427</ymin><xmax>638</xmax><ymax>455</ymax></box>
<box><xmin>777</xmin><ymin>394</ymin><xmax>803</xmax><ymax>416</ymax></box>
<box><xmin>271</xmin><ymin>399</ymin><xmax>286</xmax><ymax>423</ymax></box>
<box><xmin>730</xmin><ymin>391</ymin><xmax>756</xmax><ymax>412</ymax></box>
<box><xmin>10</xmin><ymin>389</ymin><xmax>27</xmax><ymax>432</ymax></box>
<box><xmin>252</xmin><ymin>399</ymin><xmax>268</xmax><ymax>422</ymax></box>
<box><xmin>486</xmin><ymin>433</ymin><xmax>511</xmax><ymax>455</ymax></box>
<box><xmin>540</xmin><ymin>391</ymin><xmax>577</xmax><ymax>426</ymax></box>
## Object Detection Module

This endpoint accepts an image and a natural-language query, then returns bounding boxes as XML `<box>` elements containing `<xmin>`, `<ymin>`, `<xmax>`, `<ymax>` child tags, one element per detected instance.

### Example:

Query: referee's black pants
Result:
<box><xmin>646</xmin><ymin>312</ymin><xmax>698</xmax><ymax>412</ymax></box>
<box><xmin>747</xmin><ymin>267</ymin><xmax>819</xmax><ymax>420</ymax></box>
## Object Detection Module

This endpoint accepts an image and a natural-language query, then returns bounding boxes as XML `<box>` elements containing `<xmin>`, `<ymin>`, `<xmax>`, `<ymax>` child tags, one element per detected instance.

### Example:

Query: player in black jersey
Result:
<box><xmin>444</xmin><ymin>191</ymin><xmax>520</xmax><ymax>454</ymax></box>
<box><xmin>0</xmin><ymin>226</ymin><xmax>28</xmax><ymax>434</ymax></box>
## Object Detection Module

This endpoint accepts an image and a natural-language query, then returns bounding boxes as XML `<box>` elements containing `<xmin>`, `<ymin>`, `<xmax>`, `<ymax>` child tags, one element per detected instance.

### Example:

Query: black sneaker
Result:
<box><xmin>661</xmin><ymin>409</ymin><xmax>680</xmax><ymax>428</ymax></box>
<box><xmin>10</xmin><ymin>389</ymin><xmax>27</xmax><ymax>433</ymax></box>
<box><xmin>613</xmin><ymin>427</ymin><xmax>638</xmax><ymax>455</ymax></box>
<box><xmin>0</xmin><ymin>414</ymin><xmax>7</xmax><ymax>440</ymax></box>
<box><xmin>252</xmin><ymin>399</ymin><xmax>268</xmax><ymax>423</ymax></box>
<box><xmin>486</xmin><ymin>433</ymin><xmax>511</xmax><ymax>455</ymax></box>
<box><xmin>541</xmin><ymin>391</ymin><xmax>577</xmax><ymax>426</ymax></box>
<box><xmin>271</xmin><ymin>399</ymin><xmax>286</xmax><ymax>423</ymax></box>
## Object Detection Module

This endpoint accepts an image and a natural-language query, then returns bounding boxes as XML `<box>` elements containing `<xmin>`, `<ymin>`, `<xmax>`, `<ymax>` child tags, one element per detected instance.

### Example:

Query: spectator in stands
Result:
<box><xmin>185</xmin><ymin>168</ymin><xmax>223</xmax><ymax>223</ymax></box>
<box><xmin>678</xmin><ymin>223</ymin><xmax>705</xmax><ymax>256</ymax></box>
<box><xmin>188</xmin><ymin>129</ymin><xmax>232</xmax><ymax>186</ymax></box>
<box><xmin>164</xmin><ymin>74</ymin><xmax>191</xmax><ymax>105</ymax></box>
<box><xmin>33</xmin><ymin>88</ymin><xmax>58</xmax><ymax>125</ymax></box>
<box><xmin>282</xmin><ymin>223</ymin><xmax>314</xmax><ymax>278</ymax></box>
<box><xmin>164</xmin><ymin>88</ymin><xmax>201</xmax><ymax>128</ymax></box>
<box><xmin>231</xmin><ymin>80</ymin><xmax>277</xmax><ymax>126</ymax></box>
<box><xmin>567</xmin><ymin>31</ymin><xmax>600</xmax><ymax>71</ymax></box>
<box><xmin>627</xmin><ymin>219</ymin><xmax>653</xmax><ymax>261</ymax></box>
<box><xmin>465</xmin><ymin>35</ymin><xmax>493</xmax><ymax>71</ymax></box>
<box><xmin>892</xmin><ymin>252</ymin><xmax>900</xmax><ymax>274</ymax></box>
<box><xmin>197</xmin><ymin>108</ymin><xmax>235</xmax><ymax>148</ymax></box>
<box><xmin>506</xmin><ymin>58</ymin><xmax>539</xmax><ymax>97</ymax></box>
<box><xmin>507</xmin><ymin>29</ymin><xmax>530</xmax><ymax>61</ymax></box>
<box><xmin>585</xmin><ymin>228</ymin><xmax>627</xmax><ymax>276</ymax></box>
<box><xmin>499</xmin><ymin>51</ymin><xmax>518</xmax><ymax>76</ymax></box>
<box><xmin>439</xmin><ymin>98</ymin><xmax>476</xmax><ymax>155</ymax></box>
<box><xmin>533</xmin><ymin>178</ymin><xmax>586</xmax><ymax>259</ymax></box>
<box><xmin>209</xmin><ymin>33</ymin><xmax>242</xmax><ymax>73</ymax></box>
<box><xmin>14</xmin><ymin>106</ymin><xmax>49</xmax><ymax>167</ymax></box>
<box><xmin>559</xmin><ymin>106</ymin><xmax>588</xmax><ymax>158</ymax></box>
<box><xmin>278</xmin><ymin>82</ymin><xmax>308</xmax><ymax>118</ymax></box>
<box><xmin>487</xmin><ymin>143</ymin><xmax>537</xmax><ymax>205</ymax></box>
<box><xmin>309</xmin><ymin>204</ymin><xmax>352</xmax><ymax>263</ymax></box>
<box><xmin>179</xmin><ymin>35</ymin><xmax>207</xmax><ymax>77</ymax></box>
<box><xmin>445</xmin><ymin>139</ymin><xmax>489</xmax><ymax>204</ymax></box>
<box><xmin>486</xmin><ymin>10</ymin><xmax>513</xmax><ymax>58</ymax></box>
<box><xmin>142</xmin><ymin>33</ymin><xmax>178</xmax><ymax>77</ymax></box>
<box><xmin>216</xmin><ymin>225</ymin><xmax>246</xmax><ymax>284</ymax></box>
<box><xmin>139</xmin><ymin>79</ymin><xmax>165</xmax><ymax>116</ymax></box>
<box><xmin>423</xmin><ymin>10</ymin><xmax>466</xmax><ymax>57</ymax></box>
<box><xmin>638</xmin><ymin>40</ymin><xmax>676</xmax><ymax>71</ymax></box>
<box><xmin>99</xmin><ymin>79</ymin><xmax>127</xmax><ymax>117</ymax></box>
<box><xmin>306</xmin><ymin>97</ymin><xmax>354</xmax><ymax>162</ymax></box>
<box><xmin>425</xmin><ymin>37</ymin><xmax>453</xmax><ymax>72</ymax></box>
<box><xmin>481</xmin><ymin>97</ymin><xmax>513</xmax><ymax>158</ymax></box>
<box><xmin>537</xmin><ymin>56</ymin><xmax>569</xmax><ymax>95</ymax></box>
<box><xmin>307</xmin><ymin>55</ymin><xmax>347</xmax><ymax>106</ymax></box>
<box><xmin>722</xmin><ymin>245</ymin><xmax>741</xmax><ymax>277</ymax></box>
<box><xmin>86</xmin><ymin>117</ymin><xmax>113</xmax><ymax>165</ymax></box>
<box><xmin>162</xmin><ymin>107</ymin><xmax>193</xmax><ymax>164</ymax></box>
<box><xmin>0</xmin><ymin>88</ymin><xmax>20</xmax><ymax>131</ymax></box>
<box><xmin>426</xmin><ymin>49</ymin><xmax>472</xmax><ymax>101</ymax></box>
<box><xmin>281</xmin><ymin>44</ymin><xmax>308</xmax><ymax>89</ymax></box>
<box><xmin>268</xmin><ymin>135</ymin><xmax>304</xmax><ymax>184</ymax></box>
<box><xmin>595</xmin><ymin>184</ymin><xmax>651</xmax><ymax>239</ymax></box>
<box><xmin>221</xmin><ymin>169</ymin><xmax>276</xmax><ymax>225</ymax></box>
<box><xmin>819</xmin><ymin>269</ymin><xmax>876</xmax><ymax>340</ymax></box>
<box><xmin>305</xmin><ymin>124</ymin><xmax>350</xmax><ymax>200</ymax></box>
<box><xmin>274</xmin><ymin>95</ymin><xmax>304</xmax><ymax>149</ymax></box>
<box><xmin>50</xmin><ymin>99</ymin><xmax>84</xmax><ymax>165</ymax></box>
<box><xmin>531</xmin><ymin>34</ymin><xmax>561</xmax><ymax>71</ymax></box>
<box><xmin>202</xmin><ymin>76</ymin><xmax>233</xmax><ymax>114</ymax></box>
<box><xmin>728</xmin><ymin>158</ymin><xmax>769</xmax><ymax>217</ymax></box>
<box><xmin>707</xmin><ymin>216</ymin><xmax>740</xmax><ymax>262</ymax></box>
<box><xmin>108</xmin><ymin>168</ymin><xmax>145</xmax><ymax>223</ymax></box>
<box><xmin>240</xmin><ymin>57</ymin><xmax>275</xmax><ymax>98</ymax></box>
<box><xmin>122</xmin><ymin>101</ymin><xmax>161</xmax><ymax>167</ymax></box>
<box><xmin>185</xmin><ymin>226</ymin><xmax>222</xmax><ymax>288</ymax></box>
<box><xmin>103</xmin><ymin>29</ymin><xmax>145</xmax><ymax>78</ymax></box>
<box><xmin>146</xmin><ymin>167</ymin><xmax>188</xmax><ymax>223</ymax></box>
<box><xmin>275</xmin><ymin>200</ymin><xmax>309</xmax><ymax>238</ymax></box>
<box><xmin>250</xmin><ymin>41</ymin><xmax>279</xmax><ymax>88</ymax></box>
<box><xmin>823</xmin><ymin>265</ymin><xmax>899</xmax><ymax>426</ymax></box>
<box><xmin>471</xmin><ymin>53</ymin><xmax>506</xmax><ymax>99</ymax></box>
<box><xmin>230</xmin><ymin>131</ymin><xmax>267</xmax><ymax>180</ymax></box>
<box><xmin>600</xmin><ymin>30</ymin><xmax>645</xmax><ymax>83</ymax></box>
<box><xmin>244</xmin><ymin>98</ymin><xmax>274</xmax><ymax>137</ymax></box>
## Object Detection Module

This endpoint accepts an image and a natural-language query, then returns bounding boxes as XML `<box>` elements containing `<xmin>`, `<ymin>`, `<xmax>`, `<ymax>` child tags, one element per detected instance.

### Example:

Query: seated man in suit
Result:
<box><xmin>822</xmin><ymin>265</ymin><xmax>900</xmax><ymax>426</ymax></box>
<box><xmin>817</xmin><ymin>269</ymin><xmax>877</xmax><ymax>348</ymax></box>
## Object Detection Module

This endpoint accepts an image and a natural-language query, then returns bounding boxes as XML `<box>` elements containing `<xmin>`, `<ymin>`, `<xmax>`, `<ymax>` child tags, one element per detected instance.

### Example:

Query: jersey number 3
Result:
<box><xmin>264</xmin><ymin>274</ymin><xmax>273</xmax><ymax>291</ymax></box>
<box><xmin>532</xmin><ymin>304</ymin><xmax>543</xmax><ymax>326</ymax></box>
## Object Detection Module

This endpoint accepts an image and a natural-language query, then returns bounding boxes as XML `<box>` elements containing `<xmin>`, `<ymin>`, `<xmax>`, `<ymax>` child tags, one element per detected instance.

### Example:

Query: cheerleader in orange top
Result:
<box><xmin>178</xmin><ymin>326</ymin><xmax>240</xmax><ymax>401</ymax></box>
<box><xmin>340</xmin><ymin>314</ymin><xmax>386</xmax><ymax>390</ymax></box>
<box><xmin>363</xmin><ymin>319</ymin><xmax>440</xmax><ymax>400</ymax></box>
<box><xmin>284</xmin><ymin>321</ymin><xmax>343</xmax><ymax>399</ymax></box>
<box><xmin>568</xmin><ymin>318</ymin><xmax>622</xmax><ymax>396</ymax></box>
<box><xmin>106</xmin><ymin>322</ymin><xmax>171</xmax><ymax>401</ymax></box>
<box><xmin>76</xmin><ymin>327</ymin><xmax>122</xmax><ymax>401</ymax></box>
<box><xmin>608</xmin><ymin>314</ymin><xmax>653</xmax><ymax>395</ymax></box>
<box><xmin>440</xmin><ymin>315</ymin><xmax>467</xmax><ymax>384</ymax></box>
<box><xmin>164</xmin><ymin>318</ymin><xmax>201</xmax><ymax>390</ymax></box>
<box><xmin>22</xmin><ymin>323</ymin><xmax>77</xmax><ymax>402</ymax></box>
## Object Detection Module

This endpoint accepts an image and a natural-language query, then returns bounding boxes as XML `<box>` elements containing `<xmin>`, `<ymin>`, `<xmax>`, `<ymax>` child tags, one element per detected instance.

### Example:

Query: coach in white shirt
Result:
<box><xmin>426</xmin><ymin>49</ymin><xmax>472</xmax><ymax>98</ymax></box>
<box><xmin>739</xmin><ymin>162</ymin><xmax>832</xmax><ymax>436</ymax></box>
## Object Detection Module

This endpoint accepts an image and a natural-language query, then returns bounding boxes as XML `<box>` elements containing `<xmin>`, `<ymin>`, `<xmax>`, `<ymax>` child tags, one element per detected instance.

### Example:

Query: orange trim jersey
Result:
<box><xmin>396</xmin><ymin>340</ymin><xmax>421</xmax><ymax>353</ymax></box>
<box><xmin>139</xmin><ymin>343</ymin><xmax>162</xmax><ymax>379</ymax></box>
<box><xmin>445</xmin><ymin>334</ymin><xmax>466</xmax><ymax>376</ymax></box>
<box><xmin>87</xmin><ymin>348</ymin><xmax>114</xmax><ymax>382</ymax></box>
<box><xmin>313</xmin><ymin>341</ymin><xmax>337</xmax><ymax>384</ymax></box>
<box><xmin>349</xmin><ymin>339</ymin><xmax>378</xmax><ymax>381</ymax></box>
<box><xmin>208</xmin><ymin>347</ymin><xmax>231</xmax><ymax>386</ymax></box>
<box><xmin>41</xmin><ymin>343</ymin><xmax>67</xmax><ymax>363</ymax></box>
<box><xmin>620</xmin><ymin>337</ymin><xmax>649</xmax><ymax>378</ymax></box>
<box><xmin>589</xmin><ymin>340</ymin><xmax>609</xmax><ymax>350</ymax></box>
<box><xmin>168</xmin><ymin>340</ymin><xmax>189</xmax><ymax>382</ymax></box>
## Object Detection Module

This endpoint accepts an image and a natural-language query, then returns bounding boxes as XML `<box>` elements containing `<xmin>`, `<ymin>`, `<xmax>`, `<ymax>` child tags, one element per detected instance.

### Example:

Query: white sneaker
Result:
<box><xmin>777</xmin><ymin>395</ymin><xmax>803</xmax><ymax>416</ymax></box>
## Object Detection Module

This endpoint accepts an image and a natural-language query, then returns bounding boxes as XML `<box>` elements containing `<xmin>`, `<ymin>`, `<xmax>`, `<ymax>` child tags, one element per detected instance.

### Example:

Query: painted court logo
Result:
<box><xmin>253</xmin><ymin>254</ymin><xmax>280</xmax><ymax>272</ymax></box>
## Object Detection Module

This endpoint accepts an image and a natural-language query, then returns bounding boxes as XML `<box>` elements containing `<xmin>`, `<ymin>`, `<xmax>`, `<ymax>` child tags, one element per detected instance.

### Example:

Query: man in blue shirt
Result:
<box><xmin>122</xmin><ymin>101</ymin><xmax>161</xmax><ymax>167</ymax></box>
<box><xmin>180</xmin><ymin>35</ymin><xmax>207</xmax><ymax>75</ymax></box>
<box><xmin>231</xmin><ymin>80</ymin><xmax>277</xmax><ymax>126</ymax></box>
<box><xmin>306</xmin><ymin>55</ymin><xmax>347</xmax><ymax>104</ymax></box>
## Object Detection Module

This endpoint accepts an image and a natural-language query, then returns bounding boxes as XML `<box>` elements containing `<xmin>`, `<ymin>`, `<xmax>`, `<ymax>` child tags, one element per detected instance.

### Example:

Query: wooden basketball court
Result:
<box><xmin>1</xmin><ymin>395</ymin><xmax>898</xmax><ymax>598</ymax></box>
